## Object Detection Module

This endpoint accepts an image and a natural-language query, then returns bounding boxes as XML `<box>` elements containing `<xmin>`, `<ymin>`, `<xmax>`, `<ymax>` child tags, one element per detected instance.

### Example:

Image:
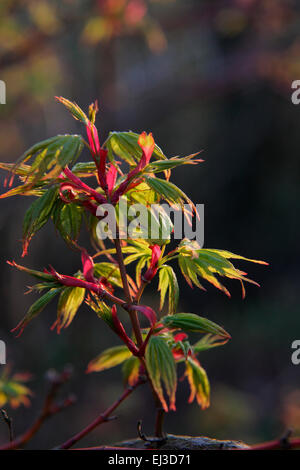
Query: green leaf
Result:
<box><xmin>158</xmin><ymin>265</ymin><xmax>179</xmax><ymax>314</ymax></box>
<box><xmin>56</xmin><ymin>96</ymin><xmax>89</xmax><ymax>124</ymax></box>
<box><xmin>22</xmin><ymin>186</ymin><xmax>58</xmax><ymax>255</ymax></box>
<box><xmin>124</xmin><ymin>240</ymin><xmax>152</xmax><ymax>266</ymax></box>
<box><xmin>105</xmin><ymin>131</ymin><xmax>166</xmax><ymax>166</ymax></box>
<box><xmin>12</xmin><ymin>288</ymin><xmax>62</xmax><ymax>336</ymax></box>
<box><xmin>177</xmin><ymin>241</ymin><xmax>265</xmax><ymax>298</ymax></box>
<box><xmin>204</xmin><ymin>249</ymin><xmax>268</xmax><ymax>266</ymax></box>
<box><xmin>145</xmin><ymin>336</ymin><xmax>177</xmax><ymax>412</ymax></box>
<box><xmin>193</xmin><ymin>334</ymin><xmax>229</xmax><ymax>353</ymax></box>
<box><xmin>7</xmin><ymin>260</ymin><xmax>57</xmax><ymax>282</ymax></box>
<box><xmin>55</xmin><ymin>286</ymin><xmax>85</xmax><ymax>332</ymax></box>
<box><xmin>135</xmin><ymin>255</ymin><xmax>148</xmax><ymax>285</ymax></box>
<box><xmin>87</xmin><ymin>346</ymin><xmax>132</xmax><ymax>373</ymax></box>
<box><xmin>145</xmin><ymin>176</ymin><xmax>195</xmax><ymax>210</ymax></box>
<box><xmin>71</xmin><ymin>161</ymin><xmax>97</xmax><ymax>177</ymax></box>
<box><xmin>4</xmin><ymin>134</ymin><xmax>83</xmax><ymax>193</ymax></box>
<box><xmin>185</xmin><ymin>357</ymin><xmax>210</xmax><ymax>409</ymax></box>
<box><xmin>146</xmin><ymin>152</ymin><xmax>203</xmax><ymax>172</ymax></box>
<box><xmin>126</xmin><ymin>181</ymin><xmax>159</xmax><ymax>205</ymax></box>
<box><xmin>162</xmin><ymin>313</ymin><xmax>230</xmax><ymax>339</ymax></box>
<box><xmin>122</xmin><ymin>202</ymin><xmax>173</xmax><ymax>246</ymax></box>
<box><xmin>0</xmin><ymin>182</ymin><xmax>47</xmax><ymax>198</ymax></box>
<box><xmin>93</xmin><ymin>262</ymin><xmax>122</xmax><ymax>287</ymax></box>
<box><xmin>178</xmin><ymin>255</ymin><xmax>205</xmax><ymax>289</ymax></box>
<box><xmin>85</xmin><ymin>296</ymin><xmax>115</xmax><ymax>330</ymax></box>
<box><xmin>122</xmin><ymin>356</ymin><xmax>141</xmax><ymax>386</ymax></box>
<box><xmin>0</xmin><ymin>162</ymin><xmax>32</xmax><ymax>177</ymax></box>
<box><xmin>52</xmin><ymin>201</ymin><xmax>83</xmax><ymax>245</ymax></box>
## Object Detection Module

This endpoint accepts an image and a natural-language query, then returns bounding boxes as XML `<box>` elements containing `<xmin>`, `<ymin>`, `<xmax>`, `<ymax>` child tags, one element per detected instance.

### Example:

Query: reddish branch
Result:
<box><xmin>57</xmin><ymin>379</ymin><xmax>145</xmax><ymax>450</ymax></box>
<box><xmin>72</xmin><ymin>446</ymin><xmax>143</xmax><ymax>450</ymax></box>
<box><xmin>249</xmin><ymin>431</ymin><xmax>300</xmax><ymax>450</ymax></box>
<box><xmin>0</xmin><ymin>368</ymin><xmax>75</xmax><ymax>450</ymax></box>
<box><xmin>113</xmin><ymin>236</ymin><xmax>165</xmax><ymax>438</ymax></box>
<box><xmin>114</xmin><ymin>237</ymin><xmax>144</xmax><ymax>349</ymax></box>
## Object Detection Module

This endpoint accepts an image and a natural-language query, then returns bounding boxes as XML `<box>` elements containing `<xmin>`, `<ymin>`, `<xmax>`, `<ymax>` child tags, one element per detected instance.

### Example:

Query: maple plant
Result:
<box><xmin>0</xmin><ymin>97</ymin><xmax>267</xmax><ymax>449</ymax></box>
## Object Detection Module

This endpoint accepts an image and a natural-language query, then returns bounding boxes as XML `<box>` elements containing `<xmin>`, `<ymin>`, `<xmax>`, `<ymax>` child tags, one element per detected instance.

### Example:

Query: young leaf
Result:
<box><xmin>145</xmin><ymin>336</ymin><xmax>177</xmax><ymax>412</ymax></box>
<box><xmin>55</xmin><ymin>96</ymin><xmax>89</xmax><ymax>124</ymax></box>
<box><xmin>71</xmin><ymin>161</ymin><xmax>97</xmax><ymax>177</ymax></box>
<box><xmin>193</xmin><ymin>334</ymin><xmax>229</xmax><ymax>353</ymax></box>
<box><xmin>204</xmin><ymin>249</ymin><xmax>268</xmax><ymax>266</ymax></box>
<box><xmin>178</xmin><ymin>255</ymin><xmax>205</xmax><ymax>289</ymax></box>
<box><xmin>85</xmin><ymin>297</ymin><xmax>115</xmax><ymax>330</ymax></box>
<box><xmin>185</xmin><ymin>358</ymin><xmax>210</xmax><ymax>409</ymax></box>
<box><xmin>0</xmin><ymin>181</ymin><xmax>48</xmax><ymax>199</ymax></box>
<box><xmin>3</xmin><ymin>134</ymin><xmax>83</xmax><ymax>194</ymax></box>
<box><xmin>52</xmin><ymin>200</ymin><xmax>83</xmax><ymax>245</ymax></box>
<box><xmin>93</xmin><ymin>262</ymin><xmax>122</xmax><ymax>287</ymax></box>
<box><xmin>7</xmin><ymin>260</ymin><xmax>57</xmax><ymax>282</ymax></box>
<box><xmin>122</xmin><ymin>356</ymin><xmax>141</xmax><ymax>386</ymax></box>
<box><xmin>11</xmin><ymin>288</ymin><xmax>62</xmax><ymax>336</ymax></box>
<box><xmin>177</xmin><ymin>241</ymin><xmax>266</xmax><ymax>298</ymax></box>
<box><xmin>162</xmin><ymin>313</ymin><xmax>230</xmax><ymax>339</ymax></box>
<box><xmin>145</xmin><ymin>176</ymin><xmax>194</xmax><ymax>210</ymax></box>
<box><xmin>158</xmin><ymin>265</ymin><xmax>179</xmax><ymax>314</ymax></box>
<box><xmin>126</xmin><ymin>181</ymin><xmax>159</xmax><ymax>205</ymax></box>
<box><xmin>55</xmin><ymin>286</ymin><xmax>85</xmax><ymax>332</ymax></box>
<box><xmin>105</xmin><ymin>131</ymin><xmax>166</xmax><ymax>166</ymax></box>
<box><xmin>146</xmin><ymin>152</ymin><xmax>203</xmax><ymax>173</ymax></box>
<box><xmin>22</xmin><ymin>186</ymin><xmax>59</xmax><ymax>255</ymax></box>
<box><xmin>87</xmin><ymin>345</ymin><xmax>132</xmax><ymax>373</ymax></box>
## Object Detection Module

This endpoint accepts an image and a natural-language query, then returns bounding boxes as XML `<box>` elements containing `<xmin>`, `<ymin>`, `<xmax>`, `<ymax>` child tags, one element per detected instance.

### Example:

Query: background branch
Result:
<box><xmin>0</xmin><ymin>409</ymin><xmax>14</xmax><ymax>443</ymax></box>
<box><xmin>0</xmin><ymin>367</ymin><xmax>75</xmax><ymax>450</ymax></box>
<box><xmin>56</xmin><ymin>379</ymin><xmax>145</xmax><ymax>450</ymax></box>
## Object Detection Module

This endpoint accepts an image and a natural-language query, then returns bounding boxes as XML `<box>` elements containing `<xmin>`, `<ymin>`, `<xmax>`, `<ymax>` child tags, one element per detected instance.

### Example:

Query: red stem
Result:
<box><xmin>0</xmin><ymin>370</ymin><xmax>74</xmax><ymax>450</ymax></box>
<box><xmin>114</xmin><ymin>236</ymin><xmax>143</xmax><ymax>348</ymax></box>
<box><xmin>249</xmin><ymin>437</ymin><xmax>300</xmax><ymax>450</ymax></box>
<box><xmin>57</xmin><ymin>380</ymin><xmax>145</xmax><ymax>449</ymax></box>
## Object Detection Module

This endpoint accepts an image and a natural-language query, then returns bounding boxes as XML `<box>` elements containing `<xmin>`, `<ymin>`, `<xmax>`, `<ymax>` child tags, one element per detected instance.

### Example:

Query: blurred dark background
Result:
<box><xmin>0</xmin><ymin>0</ymin><xmax>299</xmax><ymax>449</ymax></box>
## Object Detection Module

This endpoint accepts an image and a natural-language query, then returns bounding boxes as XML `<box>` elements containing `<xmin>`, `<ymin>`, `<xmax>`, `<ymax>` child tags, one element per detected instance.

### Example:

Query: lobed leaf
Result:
<box><xmin>177</xmin><ymin>240</ymin><xmax>266</xmax><ymax>297</ymax></box>
<box><xmin>145</xmin><ymin>336</ymin><xmax>177</xmax><ymax>412</ymax></box>
<box><xmin>158</xmin><ymin>265</ymin><xmax>179</xmax><ymax>314</ymax></box>
<box><xmin>146</xmin><ymin>152</ymin><xmax>203</xmax><ymax>173</ymax></box>
<box><xmin>71</xmin><ymin>161</ymin><xmax>97</xmax><ymax>177</ymax></box>
<box><xmin>7</xmin><ymin>260</ymin><xmax>57</xmax><ymax>282</ymax></box>
<box><xmin>145</xmin><ymin>176</ymin><xmax>195</xmax><ymax>211</ymax></box>
<box><xmin>22</xmin><ymin>186</ymin><xmax>59</xmax><ymax>255</ymax></box>
<box><xmin>52</xmin><ymin>200</ymin><xmax>83</xmax><ymax>245</ymax></box>
<box><xmin>105</xmin><ymin>131</ymin><xmax>166</xmax><ymax>166</ymax></box>
<box><xmin>85</xmin><ymin>296</ymin><xmax>115</xmax><ymax>331</ymax></box>
<box><xmin>12</xmin><ymin>288</ymin><xmax>62</xmax><ymax>336</ymax></box>
<box><xmin>55</xmin><ymin>97</ymin><xmax>89</xmax><ymax>124</ymax></box>
<box><xmin>55</xmin><ymin>286</ymin><xmax>85</xmax><ymax>332</ymax></box>
<box><xmin>2</xmin><ymin>134</ymin><xmax>83</xmax><ymax>196</ymax></box>
<box><xmin>93</xmin><ymin>262</ymin><xmax>122</xmax><ymax>287</ymax></box>
<box><xmin>122</xmin><ymin>356</ymin><xmax>141</xmax><ymax>386</ymax></box>
<box><xmin>87</xmin><ymin>345</ymin><xmax>132</xmax><ymax>373</ymax></box>
<box><xmin>162</xmin><ymin>313</ymin><xmax>230</xmax><ymax>339</ymax></box>
<box><xmin>193</xmin><ymin>334</ymin><xmax>229</xmax><ymax>353</ymax></box>
<box><xmin>185</xmin><ymin>358</ymin><xmax>210</xmax><ymax>409</ymax></box>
